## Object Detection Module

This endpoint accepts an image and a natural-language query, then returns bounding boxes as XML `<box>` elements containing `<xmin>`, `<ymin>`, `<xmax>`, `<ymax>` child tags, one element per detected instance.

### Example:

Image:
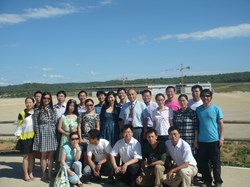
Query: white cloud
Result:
<box><xmin>100</xmin><ymin>0</ymin><xmax>113</xmax><ymax>5</ymax></box>
<box><xmin>49</xmin><ymin>74</ymin><xmax>63</xmax><ymax>78</ymax></box>
<box><xmin>42</xmin><ymin>67</ymin><xmax>52</xmax><ymax>71</ymax></box>
<box><xmin>127</xmin><ymin>34</ymin><xmax>149</xmax><ymax>45</ymax></box>
<box><xmin>155</xmin><ymin>24</ymin><xmax>250</xmax><ymax>41</ymax></box>
<box><xmin>0</xmin><ymin>4</ymin><xmax>78</xmax><ymax>26</ymax></box>
<box><xmin>43</xmin><ymin>74</ymin><xmax>47</xmax><ymax>77</ymax></box>
<box><xmin>90</xmin><ymin>71</ymin><xmax>97</xmax><ymax>76</ymax></box>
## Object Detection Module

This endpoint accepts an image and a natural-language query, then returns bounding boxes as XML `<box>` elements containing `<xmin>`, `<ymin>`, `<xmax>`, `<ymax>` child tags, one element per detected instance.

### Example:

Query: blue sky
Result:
<box><xmin>0</xmin><ymin>0</ymin><xmax>250</xmax><ymax>86</ymax></box>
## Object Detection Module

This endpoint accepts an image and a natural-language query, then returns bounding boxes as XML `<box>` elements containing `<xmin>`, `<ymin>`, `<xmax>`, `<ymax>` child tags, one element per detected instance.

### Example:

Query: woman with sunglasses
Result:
<box><xmin>61</xmin><ymin>132</ymin><xmax>83</xmax><ymax>187</ymax></box>
<box><xmin>33</xmin><ymin>91</ymin><xmax>58</xmax><ymax>182</ymax></box>
<box><xmin>78</xmin><ymin>98</ymin><xmax>100</xmax><ymax>145</ymax></box>
<box><xmin>58</xmin><ymin>99</ymin><xmax>79</xmax><ymax>162</ymax></box>
<box><xmin>78</xmin><ymin>98</ymin><xmax>100</xmax><ymax>166</ymax></box>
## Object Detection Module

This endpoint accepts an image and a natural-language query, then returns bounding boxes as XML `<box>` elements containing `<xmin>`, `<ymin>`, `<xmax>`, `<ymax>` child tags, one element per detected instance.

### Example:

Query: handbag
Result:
<box><xmin>54</xmin><ymin>166</ymin><xmax>70</xmax><ymax>187</ymax></box>
<box><xmin>15</xmin><ymin>139</ymin><xmax>22</xmax><ymax>150</ymax></box>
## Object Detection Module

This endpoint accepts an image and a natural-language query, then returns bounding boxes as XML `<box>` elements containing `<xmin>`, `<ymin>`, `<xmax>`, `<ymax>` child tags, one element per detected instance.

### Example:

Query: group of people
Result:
<box><xmin>15</xmin><ymin>85</ymin><xmax>224</xmax><ymax>187</ymax></box>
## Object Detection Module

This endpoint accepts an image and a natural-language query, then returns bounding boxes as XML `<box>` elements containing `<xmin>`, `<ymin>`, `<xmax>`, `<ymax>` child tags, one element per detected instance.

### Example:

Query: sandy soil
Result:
<box><xmin>0</xmin><ymin>92</ymin><xmax>250</xmax><ymax>121</ymax></box>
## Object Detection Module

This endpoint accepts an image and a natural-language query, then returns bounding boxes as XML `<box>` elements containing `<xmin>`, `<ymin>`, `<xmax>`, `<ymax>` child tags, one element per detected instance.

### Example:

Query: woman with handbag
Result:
<box><xmin>15</xmin><ymin>97</ymin><xmax>35</xmax><ymax>181</ymax></box>
<box><xmin>60</xmin><ymin>132</ymin><xmax>83</xmax><ymax>187</ymax></box>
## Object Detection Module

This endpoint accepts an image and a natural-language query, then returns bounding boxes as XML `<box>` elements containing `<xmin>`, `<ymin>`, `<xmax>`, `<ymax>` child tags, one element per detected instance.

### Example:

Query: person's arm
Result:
<box><xmin>121</xmin><ymin>158</ymin><xmax>139</xmax><ymax>174</ymax></box>
<box><xmin>74</xmin><ymin>146</ymin><xmax>82</xmax><ymax>161</ymax></box>
<box><xmin>61</xmin><ymin>151</ymin><xmax>75</xmax><ymax>176</ymax></box>
<box><xmin>110</xmin><ymin>153</ymin><xmax>121</xmax><ymax>173</ymax></box>
<box><xmin>166</xmin><ymin>162</ymin><xmax>189</xmax><ymax>180</ymax></box>
<box><xmin>57</xmin><ymin>117</ymin><xmax>70</xmax><ymax>136</ymax></box>
<box><xmin>87</xmin><ymin>155</ymin><xmax>100</xmax><ymax>177</ymax></box>
<box><xmin>218</xmin><ymin>118</ymin><xmax>224</xmax><ymax>147</ymax></box>
<box><xmin>96</xmin><ymin>120</ymin><xmax>100</xmax><ymax>131</ymax></box>
<box><xmin>77</xmin><ymin>122</ymin><xmax>83</xmax><ymax>144</ymax></box>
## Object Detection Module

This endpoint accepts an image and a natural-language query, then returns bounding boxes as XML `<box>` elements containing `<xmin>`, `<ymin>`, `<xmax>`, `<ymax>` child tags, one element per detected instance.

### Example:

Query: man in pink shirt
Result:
<box><xmin>164</xmin><ymin>86</ymin><xmax>180</xmax><ymax>112</ymax></box>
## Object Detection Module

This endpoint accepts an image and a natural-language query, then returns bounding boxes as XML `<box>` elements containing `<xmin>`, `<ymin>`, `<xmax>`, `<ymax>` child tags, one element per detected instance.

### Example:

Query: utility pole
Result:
<box><xmin>177</xmin><ymin>64</ymin><xmax>190</xmax><ymax>93</ymax></box>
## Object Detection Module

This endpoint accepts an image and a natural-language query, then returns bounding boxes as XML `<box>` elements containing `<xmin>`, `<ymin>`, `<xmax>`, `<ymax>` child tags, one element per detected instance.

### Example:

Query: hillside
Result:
<box><xmin>0</xmin><ymin>71</ymin><xmax>250</xmax><ymax>97</ymax></box>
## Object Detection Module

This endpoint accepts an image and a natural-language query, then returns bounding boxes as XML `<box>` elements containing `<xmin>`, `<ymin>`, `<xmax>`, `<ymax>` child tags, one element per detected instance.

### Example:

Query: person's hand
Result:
<box><xmin>93</xmin><ymin>170</ymin><xmax>100</xmax><ymax>177</ymax></box>
<box><xmin>166</xmin><ymin>170</ymin><xmax>174</xmax><ymax>180</ymax></box>
<box><xmin>69</xmin><ymin>171</ymin><xmax>75</xmax><ymax>176</ymax></box>
<box><xmin>95</xmin><ymin>164</ymin><xmax>101</xmax><ymax>172</ymax></box>
<box><xmin>121</xmin><ymin>163</ymin><xmax>128</xmax><ymax>174</ymax></box>
<box><xmin>114</xmin><ymin>166</ymin><xmax>121</xmax><ymax>174</ymax></box>
<box><xmin>219</xmin><ymin>139</ymin><xmax>224</xmax><ymax>147</ymax></box>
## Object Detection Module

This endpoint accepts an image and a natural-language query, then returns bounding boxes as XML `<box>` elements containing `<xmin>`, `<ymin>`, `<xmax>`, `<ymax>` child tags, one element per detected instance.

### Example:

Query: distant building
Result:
<box><xmin>78</xmin><ymin>83</ymin><xmax>212</xmax><ymax>96</ymax></box>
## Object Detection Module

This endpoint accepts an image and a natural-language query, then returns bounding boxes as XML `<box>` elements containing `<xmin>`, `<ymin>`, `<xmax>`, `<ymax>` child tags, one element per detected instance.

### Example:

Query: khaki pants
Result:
<box><xmin>163</xmin><ymin>165</ymin><xmax>198</xmax><ymax>187</ymax></box>
<box><xmin>137</xmin><ymin>164</ymin><xmax>165</xmax><ymax>187</ymax></box>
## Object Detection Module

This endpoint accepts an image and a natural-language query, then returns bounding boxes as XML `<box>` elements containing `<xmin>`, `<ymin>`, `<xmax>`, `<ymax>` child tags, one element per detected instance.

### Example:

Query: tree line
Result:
<box><xmin>0</xmin><ymin>71</ymin><xmax>249</xmax><ymax>98</ymax></box>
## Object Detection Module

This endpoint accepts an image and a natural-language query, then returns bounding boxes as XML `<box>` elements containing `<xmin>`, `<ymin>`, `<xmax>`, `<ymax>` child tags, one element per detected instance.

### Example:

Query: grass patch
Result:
<box><xmin>221</xmin><ymin>140</ymin><xmax>250</xmax><ymax>167</ymax></box>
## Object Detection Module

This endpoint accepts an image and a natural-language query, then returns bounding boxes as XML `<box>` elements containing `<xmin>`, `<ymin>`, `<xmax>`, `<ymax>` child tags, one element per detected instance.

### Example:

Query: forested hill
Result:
<box><xmin>0</xmin><ymin>71</ymin><xmax>250</xmax><ymax>97</ymax></box>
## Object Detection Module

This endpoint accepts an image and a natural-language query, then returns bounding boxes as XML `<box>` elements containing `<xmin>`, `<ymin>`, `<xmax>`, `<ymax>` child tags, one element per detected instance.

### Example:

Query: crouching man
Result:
<box><xmin>136</xmin><ymin>128</ymin><xmax>166</xmax><ymax>187</ymax></box>
<box><xmin>164</xmin><ymin>126</ymin><xmax>198</xmax><ymax>187</ymax></box>
<box><xmin>82</xmin><ymin>129</ymin><xmax>113</xmax><ymax>181</ymax></box>
<box><xmin>110</xmin><ymin>125</ymin><xmax>142</xmax><ymax>187</ymax></box>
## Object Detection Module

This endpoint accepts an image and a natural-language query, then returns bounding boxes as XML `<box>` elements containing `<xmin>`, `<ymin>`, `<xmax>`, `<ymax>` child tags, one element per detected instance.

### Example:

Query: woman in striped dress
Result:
<box><xmin>33</xmin><ymin>91</ymin><xmax>58</xmax><ymax>181</ymax></box>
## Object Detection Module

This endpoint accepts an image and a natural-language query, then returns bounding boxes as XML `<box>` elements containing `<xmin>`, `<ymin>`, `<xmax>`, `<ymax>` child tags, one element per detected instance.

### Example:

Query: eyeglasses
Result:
<box><xmin>201</xmin><ymin>95</ymin><xmax>211</xmax><ymax>98</ymax></box>
<box><xmin>71</xmin><ymin>138</ymin><xmax>79</xmax><ymax>141</ymax></box>
<box><xmin>86</xmin><ymin>104</ymin><xmax>93</xmax><ymax>107</ymax></box>
<box><xmin>43</xmin><ymin>97</ymin><xmax>51</xmax><ymax>100</ymax></box>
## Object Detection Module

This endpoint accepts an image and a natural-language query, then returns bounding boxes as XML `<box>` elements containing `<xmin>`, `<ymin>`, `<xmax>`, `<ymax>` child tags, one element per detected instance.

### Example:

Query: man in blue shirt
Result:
<box><xmin>196</xmin><ymin>89</ymin><xmax>224</xmax><ymax>187</ymax></box>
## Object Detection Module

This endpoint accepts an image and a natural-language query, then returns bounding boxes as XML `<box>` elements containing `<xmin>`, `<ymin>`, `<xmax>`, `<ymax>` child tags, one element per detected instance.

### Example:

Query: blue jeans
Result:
<box><xmin>68</xmin><ymin>161</ymin><xmax>82</xmax><ymax>184</ymax></box>
<box><xmin>197</xmin><ymin>141</ymin><xmax>223</xmax><ymax>185</ymax></box>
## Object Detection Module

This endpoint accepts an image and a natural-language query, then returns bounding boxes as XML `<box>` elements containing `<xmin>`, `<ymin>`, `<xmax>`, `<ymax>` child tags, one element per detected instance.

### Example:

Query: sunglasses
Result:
<box><xmin>71</xmin><ymin>138</ymin><xmax>79</xmax><ymax>141</ymax></box>
<box><xmin>86</xmin><ymin>104</ymin><xmax>93</xmax><ymax>107</ymax></box>
<box><xmin>43</xmin><ymin>97</ymin><xmax>51</xmax><ymax>100</ymax></box>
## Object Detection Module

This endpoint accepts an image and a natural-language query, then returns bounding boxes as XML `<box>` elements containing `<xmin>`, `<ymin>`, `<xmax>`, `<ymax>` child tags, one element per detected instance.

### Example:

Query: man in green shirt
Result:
<box><xmin>136</xmin><ymin>129</ymin><xmax>167</xmax><ymax>187</ymax></box>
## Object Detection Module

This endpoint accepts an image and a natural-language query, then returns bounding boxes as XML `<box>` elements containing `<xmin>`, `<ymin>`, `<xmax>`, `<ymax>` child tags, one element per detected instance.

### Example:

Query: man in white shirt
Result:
<box><xmin>110</xmin><ymin>125</ymin><xmax>142</xmax><ymax>187</ymax></box>
<box><xmin>188</xmin><ymin>85</ymin><xmax>203</xmax><ymax>111</ymax></box>
<box><xmin>83</xmin><ymin>129</ymin><xmax>113</xmax><ymax>182</ymax></box>
<box><xmin>141</xmin><ymin>89</ymin><xmax>158</xmax><ymax>130</ymax></box>
<box><xmin>54</xmin><ymin>90</ymin><xmax>67</xmax><ymax>121</ymax></box>
<box><xmin>164</xmin><ymin>126</ymin><xmax>198</xmax><ymax>187</ymax></box>
<box><xmin>119</xmin><ymin>88</ymin><xmax>147</xmax><ymax>143</ymax></box>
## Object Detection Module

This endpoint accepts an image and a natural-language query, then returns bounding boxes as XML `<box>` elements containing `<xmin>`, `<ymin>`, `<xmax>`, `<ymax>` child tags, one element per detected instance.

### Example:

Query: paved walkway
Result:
<box><xmin>1</xmin><ymin>154</ymin><xmax>250</xmax><ymax>187</ymax></box>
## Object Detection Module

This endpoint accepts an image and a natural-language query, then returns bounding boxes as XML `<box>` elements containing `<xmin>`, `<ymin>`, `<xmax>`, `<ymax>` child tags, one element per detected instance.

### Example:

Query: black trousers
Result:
<box><xmin>197</xmin><ymin>141</ymin><xmax>223</xmax><ymax>185</ymax></box>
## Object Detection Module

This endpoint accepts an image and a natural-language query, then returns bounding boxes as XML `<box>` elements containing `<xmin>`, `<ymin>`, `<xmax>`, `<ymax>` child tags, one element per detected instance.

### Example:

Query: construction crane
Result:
<box><xmin>121</xmin><ymin>74</ymin><xmax>127</xmax><ymax>85</ymax></box>
<box><xmin>177</xmin><ymin>64</ymin><xmax>190</xmax><ymax>93</ymax></box>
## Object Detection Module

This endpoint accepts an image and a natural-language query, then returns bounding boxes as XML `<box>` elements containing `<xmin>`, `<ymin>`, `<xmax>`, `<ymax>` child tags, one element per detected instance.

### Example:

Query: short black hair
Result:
<box><xmin>78</xmin><ymin>90</ymin><xmax>88</xmax><ymax>98</ymax></box>
<box><xmin>142</xmin><ymin>89</ymin><xmax>152</xmax><ymax>96</ymax></box>
<box><xmin>155</xmin><ymin>93</ymin><xmax>165</xmax><ymax>101</ymax></box>
<box><xmin>191</xmin><ymin>85</ymin><xmax>203</xmax><ymax>92</ymax></box>
<box><xmin>122</xmin><ymin>125</ymin><xmax>133</xmax><ymax>133</ymax></box>
<box><xmin>69</xmin><ymin>132</ymin><xmax>79</xmax><ymax>139</ymax></box>
<box><xmin>178</xmin><ymin>94</ymin><xmax>188</xmax><ymax>101</ymax></box>
<box><xmin>96</xmin><ymin>91</ymin><xmax>106</xmax><ymax>97</ymax></box>
<box><xmin>117</xmin><ymin>88</ymin><xmax>126</xmax><ymax>94</ymax></box>
<box><xmin>168</xmin><ymin>126</ymin><xmax>180</xmax><ymax>134</ymax></box>
<box><xmin>34</xmin><ymin>90</ymin><xmax>42</xmax><ymax>97</ymax></box>
<box><xmin>166</xmin><ymin>86</ymin><xmax>176</xmax><ymax>92</ymax></box>
<box><xmin>25</xmin><ymin>97</ymin><xmax>35</xmax><ymax>103</ymax></box>
<box><xmin>201</xmin><ymin>89</ymin><xmax>213</xmax><ymax>97</ymax></box>
<box><xmin>146</xmin><ymin>128</ymin><xmax>158</xmax><ymax>136</ymax></box>
<box><xmin>88</xmin><ymin>129</ymin><xmax>100</xmax><ymax>140</ymax></box>
<box><xmin>57</xmin><ymin>90</ymin><xmax>67</xmax><ymax>97</ymax></box>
